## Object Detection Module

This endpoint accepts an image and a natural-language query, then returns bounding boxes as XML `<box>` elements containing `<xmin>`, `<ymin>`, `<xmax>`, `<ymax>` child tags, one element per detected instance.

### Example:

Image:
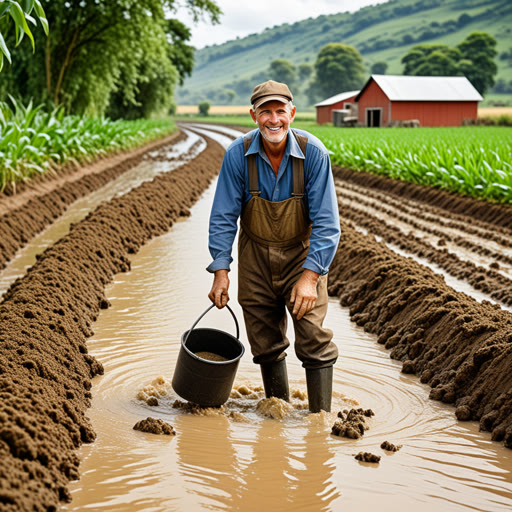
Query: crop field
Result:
<box><xmin>307</xmin><ymin>126</ymin><xmax>512</xmax><ymax>203</ymax></box>
<box><xmin>0</xmin><ymin>99</ymin><xmax>175</xmax><ymax>192</ymax></box>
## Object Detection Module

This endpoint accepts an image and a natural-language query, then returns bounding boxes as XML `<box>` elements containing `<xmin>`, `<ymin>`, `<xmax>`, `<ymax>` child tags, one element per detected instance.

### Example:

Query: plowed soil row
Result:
<box><xmin>0</xmin><ymin>137</ymin><xmax>224</xmax><ymax>512</ymax></box>
<box><xmin>0</xmin><ymin>131</ymin><xmax>187</xmax><ymax>272</ymax></box>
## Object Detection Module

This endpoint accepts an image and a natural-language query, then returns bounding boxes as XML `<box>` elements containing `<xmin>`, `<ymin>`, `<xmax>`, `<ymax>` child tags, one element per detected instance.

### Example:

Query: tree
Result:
<box><xmin>401</xmin><ymin>33</ymin><xmax>498</xmax><ymax>95</ymax></box>
<box><xmin>268</xmin><ymin>59</ymin><xmax>297</xmax><ymax>90</ymax></box>
<box><xmin>309</xmin><ymin>43</ymin><xmax>366</xmax><ymax>101</ymax></box>
<box><xmin>402</xmin><ymin>44</ymin><xmax>461</xmax><ymax>75</ymax></box>
<box><xmin>371</xmin><ymin>61</ymin><xmax>388</xmax><ymax>75</ymax></box>
<box><xmin>457</xmin><ymin>32</ymin><xmax>497</xmax><ymax>95</ymax></box>
<box><xmin>198</xmin><ymin>100</ymin><xmax>210</xmax><ymax>116</ymax></box>
<box><xmin>0</xmin><ymin>0</ymin><xmax>49</xmax><ymax>71</ymax></box>
<box><xmin>0</xmin><ymin>1</ymin><xmax>221</xmax><ymax>117</ymax></box>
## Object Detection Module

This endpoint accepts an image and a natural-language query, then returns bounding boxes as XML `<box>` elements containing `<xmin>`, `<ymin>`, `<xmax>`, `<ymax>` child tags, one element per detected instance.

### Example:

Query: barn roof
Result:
<box><xmin>314</xmin><ymin>90</ymin><xmax>359</xmax><ymax>107</ymax></box>
<box><xmin>355</xmin><ymin>75</ymin><xmax>483</xmax><ymax>102</ymax></box>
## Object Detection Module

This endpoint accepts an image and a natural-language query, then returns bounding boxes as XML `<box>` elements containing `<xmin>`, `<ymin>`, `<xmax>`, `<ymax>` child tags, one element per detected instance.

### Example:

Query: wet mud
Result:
<box><xmin>1</xmin><ymin>128</ymin><xmax>512</xmax><ymax>510</ymax></box>
<box><xmin>133</xmin><ymin>418</ymin><xmax>176</xmax><ymax>436</ymax></box>
<box><xmin>0</xmin><ymin>137</ymin><xmax>224</xmax><ymax>511</ymax></box>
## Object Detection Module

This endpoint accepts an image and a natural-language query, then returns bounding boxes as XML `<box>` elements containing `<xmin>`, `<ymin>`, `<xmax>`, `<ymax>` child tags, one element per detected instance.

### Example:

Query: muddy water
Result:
<box><xmin>56</xmin><ymin>128</ymin><xmax>512</xmax><ymax>511</ymax></box>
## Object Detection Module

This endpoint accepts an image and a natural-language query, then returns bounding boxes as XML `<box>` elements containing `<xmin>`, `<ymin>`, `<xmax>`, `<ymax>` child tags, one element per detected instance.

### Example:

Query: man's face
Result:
<box><xmin>250</xmin><ymin>100</ymin><xmax>296</xmax><ymax>144</ymax></box>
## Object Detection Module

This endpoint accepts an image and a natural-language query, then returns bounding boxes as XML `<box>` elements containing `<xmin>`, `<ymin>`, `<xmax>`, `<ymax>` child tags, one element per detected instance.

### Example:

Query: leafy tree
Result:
<box><xmin>0</xmin><ymin>0</ymin><xmax>48</xmax><ymax>71</ymax></box>
<box><xmin>457</xmin><ymin>32</ymin><xmax>497</xmax><ymax>95</ymax></box>
<box><xmin>309</xmin><ymin>43</ymin><xmax>365</xmax><ymax>101</ymax></box>
<box><xmin>268</xmin><ymin>59</ymin><xmax>297</xmax><ymax>89</ymax></box>
<box><xmin>401</xmin><ymin>33</ymin><xmax>497</xmax><ymax>95</ymax></box>
<box><xmin>402</xmin><ymin>44</ymin><xmax>461</xmax><ymax>75</ymax></box>
<box><xmin>371</xmin><ymin>61</ymin><xmax>388</xmax><ymax>75</ymax></box>
<box><xmin>198</xmin><ymin>100</ymin><xmax>210</xmax><ymax>116</ymax></box>
<box><xmin>0</xmin><ymin>1</ymin><xmax>221</xmax><ymax>117</ymax></box>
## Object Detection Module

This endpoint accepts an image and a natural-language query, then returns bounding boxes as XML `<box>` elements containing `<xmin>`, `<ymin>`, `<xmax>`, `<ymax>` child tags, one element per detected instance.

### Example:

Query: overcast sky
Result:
<box><xmin>176</xmin><ymin>0</ymin><xmax>390</xmax><ymax>49</ymax></box>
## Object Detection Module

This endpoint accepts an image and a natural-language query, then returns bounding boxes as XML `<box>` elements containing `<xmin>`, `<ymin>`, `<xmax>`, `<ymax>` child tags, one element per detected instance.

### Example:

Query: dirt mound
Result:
<box><xmin>328</xmin><ymin>220</ymin><xmax>512</xmax><ymax>448</ymax></box>
<box><xmin>0</xmin><ymin>137</ymin><xmax>224</xmax><ymax>511</ymax></box>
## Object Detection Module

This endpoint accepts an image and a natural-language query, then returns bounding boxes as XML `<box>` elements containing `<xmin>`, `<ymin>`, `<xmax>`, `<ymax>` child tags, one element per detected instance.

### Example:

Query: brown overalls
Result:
<box><xmin>237</xmin><ymin>130</ymin><xmax>338</xmax><ymax>369</ymax></box>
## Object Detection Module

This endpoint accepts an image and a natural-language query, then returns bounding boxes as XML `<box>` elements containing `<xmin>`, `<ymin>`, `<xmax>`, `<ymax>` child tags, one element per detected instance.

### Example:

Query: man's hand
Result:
<box><xmin>290</xmin><ymin>269</ymin><xmax>320</xmax><ymax>320</ymax></box>
<box><xmin>208</xmin><ymin>269</ymin><xmax>230</xmax><ymax>309</ymax></box>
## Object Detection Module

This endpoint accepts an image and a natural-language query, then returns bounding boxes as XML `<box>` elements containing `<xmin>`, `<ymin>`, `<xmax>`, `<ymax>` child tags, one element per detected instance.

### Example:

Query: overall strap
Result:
<box><xmin>244</xmin><ymin>130</ymin><xmax>308</xmax><ymax>198</ymax></box>
<box><xmin>243</xmin><ymin>135</ymin><xmax>261</xmax><ymax>197</ymax></box>
<box><xmin>291</xmin><ymin>129</ymin><xmax>308</xmax><ymax>198</ymax></box>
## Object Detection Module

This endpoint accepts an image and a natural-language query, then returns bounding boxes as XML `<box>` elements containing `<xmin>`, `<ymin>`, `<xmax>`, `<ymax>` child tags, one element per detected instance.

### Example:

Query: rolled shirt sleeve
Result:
<box><xmin>206</xmin><ymin>140</ymin><xmax>245</xmax><ymax>273</ymax></box>
<box><xmin>302</xmin><ymin>148</ymin><xmax>341</xmax><ymax>275</ymax></box>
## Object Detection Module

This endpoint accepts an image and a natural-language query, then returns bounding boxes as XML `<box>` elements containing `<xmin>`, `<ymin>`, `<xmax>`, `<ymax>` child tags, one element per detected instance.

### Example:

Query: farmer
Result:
<box><xmin>207</xmin><ymin>80</ymin><xmax>340</xmax><ymax>413</ymax></box>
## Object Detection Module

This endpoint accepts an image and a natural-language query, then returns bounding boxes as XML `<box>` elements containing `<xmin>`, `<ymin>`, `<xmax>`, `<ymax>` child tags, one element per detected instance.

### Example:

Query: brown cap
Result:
<box><xmin>250</xmin><ymin>80</ymin><xmax>293</xmax><ymax>110</ymax></box>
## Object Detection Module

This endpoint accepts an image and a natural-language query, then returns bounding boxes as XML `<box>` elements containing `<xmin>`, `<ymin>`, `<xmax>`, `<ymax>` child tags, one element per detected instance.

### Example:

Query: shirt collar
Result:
<box><xmin>244</xmin><ymin>128</ymin><xmax>305</xmax><ymax>160</ymax></box>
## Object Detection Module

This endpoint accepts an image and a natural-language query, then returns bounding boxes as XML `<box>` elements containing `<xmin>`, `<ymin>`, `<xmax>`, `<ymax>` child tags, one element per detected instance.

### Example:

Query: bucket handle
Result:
<box><xmin>183</xmin><ymin>304</ymin><xmax>240</xmax><ymax>345</ymax></box>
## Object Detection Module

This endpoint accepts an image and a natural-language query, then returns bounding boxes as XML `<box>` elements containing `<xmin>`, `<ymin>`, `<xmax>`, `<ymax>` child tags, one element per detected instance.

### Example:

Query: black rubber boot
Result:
<box><xmin>260</xmin><ymin>359</ymin><xmax>290</xmax><ymax>401</ymax></box>
<box><xmin>306</xmin><ymin>366</ymin><xmax>333</xmax><ymax>413</ymax></box>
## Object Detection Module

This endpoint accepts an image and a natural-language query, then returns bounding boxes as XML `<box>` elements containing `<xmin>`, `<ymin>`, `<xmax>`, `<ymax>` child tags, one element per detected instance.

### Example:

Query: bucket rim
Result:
<box><xmin>181</xmin><ymin>327</ymin><xmax>245</xmax><ymax>365</ymax></box>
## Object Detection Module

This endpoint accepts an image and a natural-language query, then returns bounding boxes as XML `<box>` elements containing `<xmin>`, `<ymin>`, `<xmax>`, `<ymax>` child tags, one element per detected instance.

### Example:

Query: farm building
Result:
<box><xmin>354</xmin><ymin>75</ymin><xmax>483</xmax><ymax>127</ymax></box>
<box><xmin>314</xmin><ymin>90</ymin><xmax>359</xmax><ymax>124</ymax></box>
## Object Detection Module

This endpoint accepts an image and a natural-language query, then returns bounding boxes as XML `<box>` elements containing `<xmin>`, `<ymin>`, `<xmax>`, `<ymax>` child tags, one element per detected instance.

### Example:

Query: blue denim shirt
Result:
<box><xmin>207</xmin><ymin>128</ymin><xmax>341</xmax><ymax>275</ymax></box>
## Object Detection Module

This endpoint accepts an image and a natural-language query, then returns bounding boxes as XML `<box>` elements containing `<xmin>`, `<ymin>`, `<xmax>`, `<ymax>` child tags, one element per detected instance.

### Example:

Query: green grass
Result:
<box><xmin>0</xmin><ymin>99</ymin><xmax>176</xmax><ymax>192</ymax></box>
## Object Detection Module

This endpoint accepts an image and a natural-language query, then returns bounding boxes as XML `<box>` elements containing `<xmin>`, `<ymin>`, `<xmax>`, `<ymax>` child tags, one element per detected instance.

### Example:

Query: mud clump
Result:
<box><xmin>0</xmin><ymin>135</ymin><xmax>224</xmax><ymax>511</ymax></box>
<box><xmin>331</xmin><ymin>408</ymin><xmax>375</xmax><ymax>439</ymax></box>
<box><xmin>381</xmin><ymin>441</ymin><xmax>402</xmax><ymax>452</ymax></box>
<box><xmin>133</xmin><ymin>417</ymin><xmax>176</xmax><ymax>436</ymax></box>
<box><xmin>355</xmin><ymin>452</ymin><xmax>381</xmax><ymax>463</ymax></box>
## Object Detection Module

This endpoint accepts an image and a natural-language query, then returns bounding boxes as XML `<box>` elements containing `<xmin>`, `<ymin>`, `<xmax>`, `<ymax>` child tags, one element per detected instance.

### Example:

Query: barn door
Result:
<box><xmin>366</xmin><ymin>109</ymin><xmax>381</xmax><ymax>127</ymax></box>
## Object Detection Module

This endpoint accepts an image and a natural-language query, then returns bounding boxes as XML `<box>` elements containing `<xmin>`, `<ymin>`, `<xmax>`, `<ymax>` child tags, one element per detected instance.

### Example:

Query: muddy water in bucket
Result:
<box><xmin>61</xmin><ymin>128</ymin><xmax>512</xmax><ymax>512</ymax></box>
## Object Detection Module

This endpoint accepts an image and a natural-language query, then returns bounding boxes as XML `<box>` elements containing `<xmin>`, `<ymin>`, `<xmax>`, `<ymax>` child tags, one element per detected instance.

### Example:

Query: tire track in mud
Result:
<box><xmin>0</xmin><ymin>136</ymin><xmax>225</xmax><ymax>512</ymax></box>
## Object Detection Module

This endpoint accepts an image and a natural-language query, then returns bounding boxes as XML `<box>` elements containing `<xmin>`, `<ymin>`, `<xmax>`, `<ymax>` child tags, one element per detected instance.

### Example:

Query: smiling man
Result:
<box><xmin>207</xmin><ymin>80</ymin><xmax>341</xmax><ymax>413</ymax></box>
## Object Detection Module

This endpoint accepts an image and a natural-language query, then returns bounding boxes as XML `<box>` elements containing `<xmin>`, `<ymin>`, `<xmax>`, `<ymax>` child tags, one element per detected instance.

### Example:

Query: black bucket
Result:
<box><xmin>172</xmin><ymin>304</ymin><xmax>245</xmax><ymax>407</ymax></box>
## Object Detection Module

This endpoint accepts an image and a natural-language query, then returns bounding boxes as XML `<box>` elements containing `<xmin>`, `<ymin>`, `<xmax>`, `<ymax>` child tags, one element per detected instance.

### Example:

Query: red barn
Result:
<box><xmin>314</xmin><ymin>90</ymin><xmax>359</xmax><ymax>124</ymax></box>
<box><xmin>355</xmin><ymin>75</ymin><xmax>483</xmax><ymax>127</ymax></box>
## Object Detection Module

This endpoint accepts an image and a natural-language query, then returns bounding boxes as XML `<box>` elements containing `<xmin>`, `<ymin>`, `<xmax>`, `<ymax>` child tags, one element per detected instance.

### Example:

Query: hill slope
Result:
<box><xmin>177</xmin><ymin>0</ymin><xmax>512</xmax><ymax>108</ymax></box>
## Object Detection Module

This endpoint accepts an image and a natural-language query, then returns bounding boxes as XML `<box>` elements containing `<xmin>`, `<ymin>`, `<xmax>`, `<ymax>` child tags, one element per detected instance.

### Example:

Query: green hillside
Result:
<box><xmin>177</xmin><ymin>0</ymin><xmax>512</xmax><ymax>108</ymax></box>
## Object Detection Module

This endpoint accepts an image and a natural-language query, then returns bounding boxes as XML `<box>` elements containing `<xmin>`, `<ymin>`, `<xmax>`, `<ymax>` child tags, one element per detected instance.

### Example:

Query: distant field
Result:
<box><xmin>478</xmin><ymin>107</ymin><xmax>512</xmax><ymax>117</ymax></box>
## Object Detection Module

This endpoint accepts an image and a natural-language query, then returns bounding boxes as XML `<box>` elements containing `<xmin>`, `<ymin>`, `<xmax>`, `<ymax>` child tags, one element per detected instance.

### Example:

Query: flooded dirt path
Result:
<box><xmin>58</xmin><ymin>127</ymin><xmax>512</xmax><ymax>512</ymax></box>
<box><xmin>1</xmin><ymin>125</ymin><xmax>512</xmax><ymax>511</ymax></box>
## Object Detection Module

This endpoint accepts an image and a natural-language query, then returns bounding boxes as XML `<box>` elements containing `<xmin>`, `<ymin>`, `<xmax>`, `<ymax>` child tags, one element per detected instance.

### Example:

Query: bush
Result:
<box><xmin>198</xmin><ymin>101</ymin><xmax>210</xmax><ymax>116</ymax></box>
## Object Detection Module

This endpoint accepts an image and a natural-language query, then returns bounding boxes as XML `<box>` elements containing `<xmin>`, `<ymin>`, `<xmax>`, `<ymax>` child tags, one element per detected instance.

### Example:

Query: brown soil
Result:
<box><xmin>328</xmin><ymin>165</ymin><xmax>512</xmax><ymax>449</ymax></box>
<box><xmin>195</xmin><ymin>351</ymin><xmax>229</xmax><ymax>362</ymax></box>
<box><xmin>381</xmin><ymin>441</ymin><xmax>402</xmax><ymax>452</ymax></box>
<box><xmin>331</xmin><ymin>408</ymin><xmax>375</xmax><ymax>439</ymax></box>
<box><xmin>133</xmin><ymin>418</ymin><xmax>176</xmax><ymax>436</ymax></box>
<box><xmin>1</xmin><ymin>125</ymin><xmax>512</xmax><ymax>510</ymax></box>
<box><xmin>0</xmin><ymin>135</ymin><xmax>224</xmax><ymax>511</ymax></box>
<box><xmin>355</xmin><ymin>452</ymin><xmax>381</xmax><ymax>463</ymax></box>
